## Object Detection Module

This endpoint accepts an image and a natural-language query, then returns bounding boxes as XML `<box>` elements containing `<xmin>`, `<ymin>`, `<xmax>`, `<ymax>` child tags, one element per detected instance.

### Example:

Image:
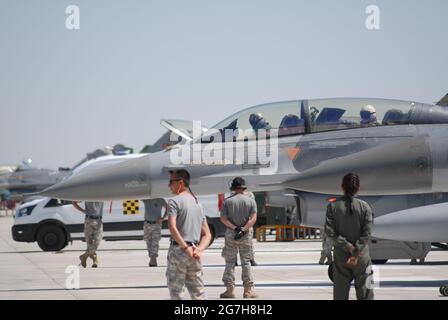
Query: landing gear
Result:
<box><xmin>440</xmin><ymin>285</ymin><xmax>448</xmax><ymax>297</ymax></box>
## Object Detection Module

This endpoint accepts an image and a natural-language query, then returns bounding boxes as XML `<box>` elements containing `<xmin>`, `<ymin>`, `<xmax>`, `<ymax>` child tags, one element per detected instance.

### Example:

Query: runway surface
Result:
<box><xmin>0</xmin><ymin>216</ymin><xmax>447</xmax><ymax>300</ymax></box>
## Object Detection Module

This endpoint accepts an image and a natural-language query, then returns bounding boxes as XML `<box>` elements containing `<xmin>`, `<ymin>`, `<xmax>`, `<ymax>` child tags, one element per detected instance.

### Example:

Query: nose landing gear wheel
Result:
<box><xmin>440</xmin><ymin>285</ymin><xmax>448</xmax><ymax>297</ymax></box>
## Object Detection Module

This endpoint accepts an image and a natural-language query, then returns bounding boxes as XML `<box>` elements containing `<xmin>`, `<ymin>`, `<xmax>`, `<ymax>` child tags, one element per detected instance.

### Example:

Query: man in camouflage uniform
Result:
<box><xmin>73</xmin><ymin>201</ymin><xmax>104</xmax><ymax>268</ymax></box>
<box><xmin>244</xmin><ymin>191</ymin><xmax>258</xmax><ymax>266</ymax></box>
<box><xmin>142</xmin><ymin>198</ymin><xmax>167</xmax><ymax>267</ymax></box>
<box><xmin>221</xmin><ymin>190</ymin><xmax>258</xmax><ymax>267</ymax></box>
<box><xmin>220</xmin><ymin>177</ymin><xmax>258</xmax><ymax>299</ymax></box>
<box><xmin>166</xmin><ymin>169</ymin><xmax>212</xmax><ymax>300</ymax></box>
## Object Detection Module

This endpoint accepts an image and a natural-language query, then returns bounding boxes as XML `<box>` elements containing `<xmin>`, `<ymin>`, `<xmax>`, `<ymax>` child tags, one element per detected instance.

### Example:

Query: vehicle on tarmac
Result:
<box><xmin>12</xmin><ymin>194</ymin><xmax>225</xmax><ymax>252</ymax></box>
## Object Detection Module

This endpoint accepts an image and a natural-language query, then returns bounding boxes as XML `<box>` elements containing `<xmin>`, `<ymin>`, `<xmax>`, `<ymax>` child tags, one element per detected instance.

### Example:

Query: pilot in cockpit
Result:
<box><xmin>360</xmin><ymin>105</ymin><xmax>379</xmax><ymax>127</ymax></box>
<box><xmin>249</xmin><ymin>113</ymin><xmax>272</xmax><ymax>131</ymax></box>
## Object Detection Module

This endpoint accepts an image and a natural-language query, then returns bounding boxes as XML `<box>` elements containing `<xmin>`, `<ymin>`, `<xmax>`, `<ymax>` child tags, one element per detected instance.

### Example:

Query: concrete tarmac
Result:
<box><xmin>0</xmin><ymin>216</ymin><xmax>447</xmax><ymax>300</ymax></box>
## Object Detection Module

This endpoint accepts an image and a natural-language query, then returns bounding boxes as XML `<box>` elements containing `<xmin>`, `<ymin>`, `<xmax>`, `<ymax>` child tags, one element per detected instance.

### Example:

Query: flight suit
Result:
<box><xmin>325</xmin><ymin>197</ymin><xmax>374</xmax><ymax>300</ymax></box>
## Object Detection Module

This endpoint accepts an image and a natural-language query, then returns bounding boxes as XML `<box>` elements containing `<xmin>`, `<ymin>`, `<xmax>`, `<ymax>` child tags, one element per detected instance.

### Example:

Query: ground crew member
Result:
<box><xmin>319</xmin><ymin>228</ymin><xmax>333</xmax><ymax>265</ymax></box>
<box><xmin>222</xmin><ymin>190</ymin><xmax>258</xmax><ymax>267</ymax></box>
<box><xmin>244</xmin><ymin>191</ymin><xmax>258</xmax><ymax>266</ymax></box>
<box><xmin>325</xmin><ymin>173</ymin><xmax>374</xmax><ymax>300</ymax></box>
<box><xmin>166</xmin><ymin>169</ymin><xmax>212</xmax><ymax>300</ymax></box>
<box><xmin>220</xmin><ymin>177</ymin><xmax>258</xmax><ymax>299</ymax></box>
<box><xmin>142</xmin><ymin>198</ymin><xmax>167</xmax><ymax>267</ymax></box>
<box><xmin>73</xmin><ymin>201</ymin><xmax>104</xmax><ymax>268</ymax></box>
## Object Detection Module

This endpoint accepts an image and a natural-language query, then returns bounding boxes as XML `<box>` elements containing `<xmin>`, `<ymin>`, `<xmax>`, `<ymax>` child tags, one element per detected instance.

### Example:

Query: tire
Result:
<box><xmin>208</xmin><ymin>224</ymin><xmax>216</xmax><ymax>247</ymax></box>
<box><xmin>441</xmin><ymin>285</ymin><xmax>448</xmax><ymax>297</ymax></box>
<box><xmin>328</xmin><ymin>262</ymin><xmax>334</xmax><ymax>282</ymax></box>
<box><xmin>372</xmin><ymin>259</ymin><xmax>388</xmax><ymax>265</ymax></box>
<box><xmin>36</xmin><ymin>224</ymin><xmax>67</xmax><ymax>252</ymax></box>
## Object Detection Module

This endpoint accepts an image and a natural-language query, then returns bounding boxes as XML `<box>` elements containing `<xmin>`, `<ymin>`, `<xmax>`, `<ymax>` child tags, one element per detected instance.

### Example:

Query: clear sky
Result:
<box><xmin>0</xmin><ymin>0</ymin><xmax>447</xmax><ymax>169</ymax></box>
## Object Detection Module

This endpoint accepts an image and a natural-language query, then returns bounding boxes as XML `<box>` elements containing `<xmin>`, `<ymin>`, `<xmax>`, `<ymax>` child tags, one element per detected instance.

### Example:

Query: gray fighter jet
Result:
<box><xmin>41</xmin><ymin>95</ymin><xmax>448</xmax><ymax>243</ymax></box>
<box><xmin>0</xmin><ymin>160</ymin><xmax>68</xmax><ymax>201</ymax></box>
<box><xmin>1</xmin><ymin>144</ymin><xmax>134</xmax><ymax>202</ymax></box>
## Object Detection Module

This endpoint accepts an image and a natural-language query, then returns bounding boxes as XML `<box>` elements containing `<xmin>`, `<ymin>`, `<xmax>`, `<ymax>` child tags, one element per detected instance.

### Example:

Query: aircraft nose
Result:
<box><xmin>40</xmin><ymin>155</ymin><xmax>152</xmax><ymax>201</ymax></box>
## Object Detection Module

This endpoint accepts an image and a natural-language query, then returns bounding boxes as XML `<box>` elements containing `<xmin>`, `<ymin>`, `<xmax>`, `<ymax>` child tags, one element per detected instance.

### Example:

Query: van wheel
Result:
<box><xmin>441</xmin><ymin>285</ymin><xmax>448</xmax><ymax>297</ymax></box>
<box><xmin>208</xmin><ymin>224</ymin><xmax>216</xmax><ymax>246</ymax></box>
<box><xmin>372</xmin><ymin>259</ymin><xmax>388</xmax><ymax>265</ymax></box>
<box><xmin>36</xmin><ymin>224</ymin><xmax>67</xmax><ymax>252</ymax></box>
<box><xmin>328</xmin><ymin>262</ymin><xmax>334</xmax><ymax>282</ymax></box>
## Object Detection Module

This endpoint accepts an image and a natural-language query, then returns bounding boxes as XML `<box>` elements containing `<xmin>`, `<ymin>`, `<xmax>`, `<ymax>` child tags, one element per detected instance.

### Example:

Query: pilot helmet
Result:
<box><xmin>360</xmin><ymin>105</ymin><xmax>377</xmax><ymax>123</ymax></box>
<box><xmin>249</xmin><ymin>113</ymin><xmax>263</xmax><ymax>127</ymax></box>
<box><xmin>249</xmin><ymin>113</ymin><xmax>270</xmax><ymax>130</ymax></box>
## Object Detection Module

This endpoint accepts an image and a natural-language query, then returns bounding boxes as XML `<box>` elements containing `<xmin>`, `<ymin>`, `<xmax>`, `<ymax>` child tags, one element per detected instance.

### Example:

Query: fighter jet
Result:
<box><xmin>1</xmin><ymin>144</ymin><xmax>133</xmax><ymax>201</ymax></box>
<box><xmin>41</xmin><ymin>95</ymin><xmax>448</xmax><ymax>243</ymax></box>
<box><xmin>0</xmin><ymin>160</ymin><xmax>68</xmax><ymax>201</ymax></box>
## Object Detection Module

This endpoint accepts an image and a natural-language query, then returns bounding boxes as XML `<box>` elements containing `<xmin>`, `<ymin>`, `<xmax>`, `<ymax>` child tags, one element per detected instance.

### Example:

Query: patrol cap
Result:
<box><xmin>230</xmin><ymin>177</ymin><xmax>247</xmax><ymax>191</ymax></box>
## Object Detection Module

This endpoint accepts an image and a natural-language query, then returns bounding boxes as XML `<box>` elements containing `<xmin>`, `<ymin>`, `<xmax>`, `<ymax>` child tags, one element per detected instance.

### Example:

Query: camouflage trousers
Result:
<box><xmin>166</xmin><ymin>245</ymin><xmax>206</xmax><ymax>300</ymax></box>
<box><xmin>143</xmin><ymin>222</ymin><xmax>161</xmax><ymax>258</ymax></box>
<box><xmin>222</xmin><ymin>229</ymin><xmax>254</xmax><ymax>287</ymax></box>
<box><xmin>221</xmin><ymin>233</ymin><xmax>255</xmax><ymax>260</ymax></box>
<box><xmin>84</xmin><ymin>217</ymin><xmax>103</xmax><ymax>255</ymax></box>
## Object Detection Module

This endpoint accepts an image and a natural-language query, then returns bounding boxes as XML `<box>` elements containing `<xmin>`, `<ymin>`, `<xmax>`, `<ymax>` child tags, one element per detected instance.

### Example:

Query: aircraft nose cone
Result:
<box><xmin>41</xmin><ymin>155</ymin><xmax>152</xmax><ymax>201</ymax></box>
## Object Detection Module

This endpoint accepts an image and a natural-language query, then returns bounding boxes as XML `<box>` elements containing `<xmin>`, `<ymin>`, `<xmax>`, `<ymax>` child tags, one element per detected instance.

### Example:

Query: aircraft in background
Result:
<box><xmin>1</xmin><ymin>144</ymin><xmax>133</xmax><ymax>202</ymax></box>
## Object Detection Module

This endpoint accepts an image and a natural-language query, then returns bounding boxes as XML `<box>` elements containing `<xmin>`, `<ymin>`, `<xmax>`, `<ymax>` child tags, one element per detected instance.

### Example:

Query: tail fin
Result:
<box><xmin>436</xmin><ymin>93</ymin><xmax>448</xmax><ymax>106</ymax></box>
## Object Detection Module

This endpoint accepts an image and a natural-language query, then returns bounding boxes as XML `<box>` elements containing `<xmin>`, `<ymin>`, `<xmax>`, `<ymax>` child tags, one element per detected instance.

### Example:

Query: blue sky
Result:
<box><xmin>0</xmin><ymin>0</ymin><xmax>447</xmax><ymax>169</ymax></box>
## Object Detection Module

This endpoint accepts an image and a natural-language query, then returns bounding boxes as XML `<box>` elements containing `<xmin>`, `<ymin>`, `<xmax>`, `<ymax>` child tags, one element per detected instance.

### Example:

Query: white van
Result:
<box><xmin>12</xmin><ymin>195</ymin><xmax>226</xmax><ymax>252</ymax></box>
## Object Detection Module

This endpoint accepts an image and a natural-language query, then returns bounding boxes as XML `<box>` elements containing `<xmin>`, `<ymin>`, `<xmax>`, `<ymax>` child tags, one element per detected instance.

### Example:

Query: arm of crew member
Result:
<box><xmin>325</xmin><ymin>204</ymin><xmax>355</xmax><ymax>254</ymax></box>
<box><xmin>220</xmin><ymin>216</ymin><xmax>238</xmax><ymax>230</ymax></box>
<box><xmin>162</xmin><ymin>203</ymin><xmax>169</xmax><ymax>219</ymax></box>
<box><xmin>72</xmin><ymin>201</ymin><xmax>86</xmax><ymax>214</ymax></box>
<box><xmin>168</xmin><ymin>215</ymin><xmax>189</xmax><ymax>250</ymax></box>
<box><xmin>158</xmin><ymin>203</ymin><xmax>168</xmax><ymax>224</ymax></box>
<box><xmin>355</xmin><ymin>206</ymin><xmax>373</xmax><ymax>255</ymax></box>
<box><xmin>242</xmin><ymin>213</ymin><xmax>257</xmax><ymax>232</ymax></box>
<box><xmin>197</xmin><ymin>221</ymin><xmax>212</xmax><ymax>252</ymax></box>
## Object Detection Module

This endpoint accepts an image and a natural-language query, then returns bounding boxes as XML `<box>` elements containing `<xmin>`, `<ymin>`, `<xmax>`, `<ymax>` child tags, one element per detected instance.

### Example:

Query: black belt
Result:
<box><xmin>171</xmin><ymin>241</ymin><xmax>199</xmax><ymax>246</ymax></box>
<box><xmin>86</xmin><ymin>215</ymin><xmax>102</xmax><ymax>220</ymax></box>
<box><xmin>145</xmin><ymin>220</ymin><xmax>158</xmax><ymax>224</ymax></box>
